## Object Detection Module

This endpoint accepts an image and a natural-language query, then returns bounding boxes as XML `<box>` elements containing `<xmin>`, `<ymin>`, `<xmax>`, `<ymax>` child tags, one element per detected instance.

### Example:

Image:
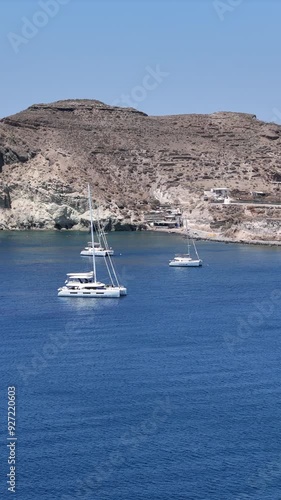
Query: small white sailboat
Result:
<box><xmin>169</xmin><ymin>222</ymin><xmax>202</xmax><ymax>267</ymax></box>
<box><xmin>58</xmin><ymin>185</ymin><xmax>127</xmax><ymax>298</ymax></box>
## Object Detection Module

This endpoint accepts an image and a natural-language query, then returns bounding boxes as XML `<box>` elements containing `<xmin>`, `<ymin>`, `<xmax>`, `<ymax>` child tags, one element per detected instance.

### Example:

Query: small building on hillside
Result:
<box><xmin>210</xmin><ymin>188</ymin><xmax>229</xmax><ymax>198</ymax></box>
<box><xmin>252</xmin><ymin>191</ymin><xmax>267</xmax><ymax>198</ymax></box>
<box><xmin>144</xmin><ymin>207</ymin><xmax>183</xmax><ymax>228</ymax></box>
<box><xmin>204</xmin><ymin>188</ymin><xmax>229</xmax><ymax>201</ymax></box>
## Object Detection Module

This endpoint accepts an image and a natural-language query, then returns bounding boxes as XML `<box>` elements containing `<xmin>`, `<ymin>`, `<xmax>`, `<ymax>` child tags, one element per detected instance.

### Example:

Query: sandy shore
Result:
<box><xmin>148</xmin><ymin>226</ymin><xmax>281</xmax><ymax>247</ymax></box>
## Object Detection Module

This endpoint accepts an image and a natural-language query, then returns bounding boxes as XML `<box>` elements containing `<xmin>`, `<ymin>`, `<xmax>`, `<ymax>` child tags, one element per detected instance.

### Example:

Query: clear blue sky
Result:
<box><xmin>1</xmin><ymin>0</ymin><xmax>281</xmax><ymax>122</ymax></box>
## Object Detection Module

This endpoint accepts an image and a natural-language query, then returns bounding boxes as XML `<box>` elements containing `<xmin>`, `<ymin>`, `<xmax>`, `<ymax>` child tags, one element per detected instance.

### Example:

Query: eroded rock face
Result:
<box><xmin>0</xmin><ymin>99</ymin><xmax>281</xmax><ymax>241</ymax></box>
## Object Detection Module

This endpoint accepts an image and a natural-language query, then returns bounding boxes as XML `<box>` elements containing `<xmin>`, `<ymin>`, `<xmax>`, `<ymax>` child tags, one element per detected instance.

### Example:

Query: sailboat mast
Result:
<box><xmin>88</xmin><ymin>184</ymin><xmax>97</xmax><ymax>281</ymax></box>
<box><xmin>185</xmin><ymin>219</ymin><xmax>190</xmax><ymax>255</ymax></box>
<box><xmin>96</xmin><ymin>207</ymin><xmax>120</xmax><ymax>287</ymax></box>
<box><xmin>96</xmin><ymin>207</ymin><xmax>102</xmax><ymax>247</ymax></box>
<box><xmin>193</xmin><ymin>239</ymin><xmax>200</xmax><ymax>260</ymax></box>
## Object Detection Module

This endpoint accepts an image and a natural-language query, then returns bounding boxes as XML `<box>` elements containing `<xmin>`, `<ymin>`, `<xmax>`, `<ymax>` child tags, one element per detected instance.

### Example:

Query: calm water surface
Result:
<box><xmin>0</xmin><ymin>231</ymin><xmax>281</xmax><ymax>499</ymax></box>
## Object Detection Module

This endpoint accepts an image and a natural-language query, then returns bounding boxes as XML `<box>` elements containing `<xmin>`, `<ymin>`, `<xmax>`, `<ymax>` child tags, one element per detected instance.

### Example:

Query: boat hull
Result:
<box><xmin>169</xmin><ymin>260</ymin><xmax>202</xmax><ymax>267</ymax></box>
<box><xmin>58</xmin><ymin>287</ymin><xmax>120</xmax><ymax>298</ymax></box>
<box><xmin>80</xmin><ymin>250</ymin><xmax>114</xmax><ymax>257</ymax></box>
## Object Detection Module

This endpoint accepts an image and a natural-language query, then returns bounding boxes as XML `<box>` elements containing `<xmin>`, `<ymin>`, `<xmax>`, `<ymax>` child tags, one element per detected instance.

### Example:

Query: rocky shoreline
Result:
<box><xmin>1</xmin><ymin>222</ymin><xmax>281</xmax><ymax>248</ymax></box>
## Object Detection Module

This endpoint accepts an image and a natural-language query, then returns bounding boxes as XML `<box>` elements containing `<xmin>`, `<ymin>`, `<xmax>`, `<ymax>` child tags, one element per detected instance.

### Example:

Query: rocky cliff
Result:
<box><xmin>1</xmin><ymin>99</ymin><xmax>281</xmax><ymax>242</ymax></box>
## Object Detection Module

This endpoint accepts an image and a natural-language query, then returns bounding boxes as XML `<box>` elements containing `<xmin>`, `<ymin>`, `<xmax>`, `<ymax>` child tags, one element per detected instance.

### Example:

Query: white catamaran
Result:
<box><xmin>169</xmin><ymin>222</ymin><xmax>202</xmax><ymax>267</ymax></box>
<box><xmin>58</xmin><ymin>185</ymin><xmax>127</xmax><ymax>298</ymax></box>
<box><xmin>80</xmin><ymin>241</ymin><xmax>114</xmax><ymax>257</ymax></box>
<box><xmin>80</xmin><ymin>211</ymin><xmax>114</xmax><ymax>257</ymax></box>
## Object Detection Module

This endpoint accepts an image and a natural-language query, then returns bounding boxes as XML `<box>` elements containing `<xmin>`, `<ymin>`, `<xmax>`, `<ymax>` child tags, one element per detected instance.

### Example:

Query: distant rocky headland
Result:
<box><xmin>1</xmin><ymin>99</ymin><xmax>281</xmax><ymax>244</ymax></box>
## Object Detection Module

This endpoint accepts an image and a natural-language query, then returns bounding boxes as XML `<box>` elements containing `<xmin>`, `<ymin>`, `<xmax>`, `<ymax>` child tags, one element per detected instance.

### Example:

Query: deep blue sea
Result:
<box><xmin>1</xmin><ymin>231</ymin><xmax>281</xmax><ymax>499</ymax></box>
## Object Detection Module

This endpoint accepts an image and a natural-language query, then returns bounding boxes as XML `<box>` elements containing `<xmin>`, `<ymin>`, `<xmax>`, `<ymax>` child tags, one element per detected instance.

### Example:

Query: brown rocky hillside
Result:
<box><xmin>1</xmin><ymin>99</ymin><xmax>281</xmax><ymax>242</ymax></box>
